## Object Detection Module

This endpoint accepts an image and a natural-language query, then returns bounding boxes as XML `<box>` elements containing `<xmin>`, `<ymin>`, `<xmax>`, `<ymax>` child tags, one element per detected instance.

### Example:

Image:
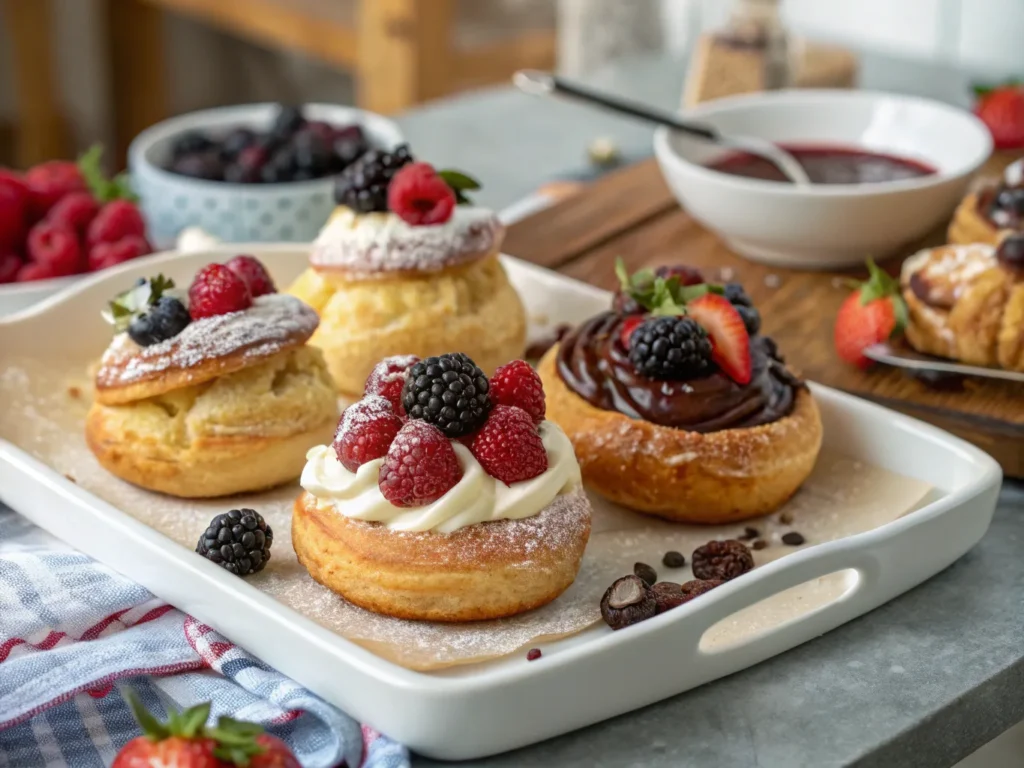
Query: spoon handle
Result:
<box><xmin>514</xmin><ymin>70</ymin><xmax>719</xmax><ymax>142</ymax></box>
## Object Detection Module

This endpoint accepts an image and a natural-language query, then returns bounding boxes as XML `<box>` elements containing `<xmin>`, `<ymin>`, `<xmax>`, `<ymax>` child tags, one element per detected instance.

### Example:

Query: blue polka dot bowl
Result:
<box><xmin>128</xmin><ymin>103</ymin><xmax>404</xmax><ymax>249</ymax></box>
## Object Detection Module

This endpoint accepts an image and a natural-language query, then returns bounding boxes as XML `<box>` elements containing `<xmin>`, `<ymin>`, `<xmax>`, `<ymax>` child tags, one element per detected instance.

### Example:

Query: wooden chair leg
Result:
<box><xmin>356</xmin><ymin>0</ymin><xmax>455</xmax><ymax>114</ymax></box>
<box><xmin>105</xmin><ymin>0</ymin><xmax>170</xmax><ymax>166</ymax></box>
<box><xmin>3</xmin><ymin>0</ymin><xmax>69</xmax><ymax>166</ymax></box>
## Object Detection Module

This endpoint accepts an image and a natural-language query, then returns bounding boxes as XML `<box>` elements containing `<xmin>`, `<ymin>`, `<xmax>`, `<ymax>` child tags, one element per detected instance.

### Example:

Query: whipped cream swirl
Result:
<box><xmin>300</xmin><ymin>421</ymin><xmax>581</xmax><ymax>533</ymax></box>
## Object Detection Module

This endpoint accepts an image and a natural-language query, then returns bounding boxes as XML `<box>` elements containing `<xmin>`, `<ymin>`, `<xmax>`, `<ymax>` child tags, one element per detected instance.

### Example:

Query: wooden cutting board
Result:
<box><xmin>505</xmin><ymin>159</ymin><xmax>1024</xmax><ymax>478</ymax></box>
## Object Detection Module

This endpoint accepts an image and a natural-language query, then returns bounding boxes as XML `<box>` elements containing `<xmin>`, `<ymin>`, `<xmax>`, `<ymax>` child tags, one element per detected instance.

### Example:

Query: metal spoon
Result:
<box><xmin>863</xmin><ymin>342</ymin><xmax>1024</xmax><ymax>384</ymax></box>
<box><xmin>513</xmin><ymin>70</ymin><xmax>812</xmax><ymax>186</ymax></box>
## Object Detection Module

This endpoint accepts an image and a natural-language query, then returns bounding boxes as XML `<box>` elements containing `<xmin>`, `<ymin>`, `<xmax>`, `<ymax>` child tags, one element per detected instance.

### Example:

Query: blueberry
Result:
<box><xmin>127</xmin><ymin>297</ymin><xmax>191</xmax><ymax>346</ymax></box>
<box><xmin>993</xmin><ymin>187</ymin><xmax>1024</xmax><ymax>216</ymax></box>
<box><xmin>219</xmin><ymin>127</ymin><xmax>256</xmax><ymax>160</ymax></box>
<box><xmin>996</xmin><ymin>233</ymin><xmax>1024</xmax><ymax>270</ymax></box>
<box><xmin>171</xmin><ymin>131</ymin><xmax>214</xmax><ymax>160</ymax></box>
<box><xmin>736</xmin><ymin>305</ymin><xmax>761</xmax><ymax>335</ymax></box>
<box><xmin>723</xmin><ymin>282</ymin><xmax>753</xmax><ymax>307</ymax></box>
<box><xmin>293</xmin><ymin>130</ymin><xmax>331</xmax><ymax>175</ymax></box>
<box><xmin>271</xmin><ymin>104</ymin><xmax>305</xmax><ymax>139</ymax></box>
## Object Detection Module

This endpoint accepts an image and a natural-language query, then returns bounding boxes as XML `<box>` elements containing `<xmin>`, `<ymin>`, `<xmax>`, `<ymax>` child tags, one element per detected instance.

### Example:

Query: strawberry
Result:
<box><xmin>470</xmin><ymin>405</ymin><xmax>548</xmax><ymax>484</ymax></box>
<box><xmin>834</xmin><ymin>258</ymin><xmax>907</xmax><ymax>369</ymax></box>
<box><xmin>488</xmin><ymin>360</ymin><xmax>546</xmax><ymax>424</ymax></box>
<box><xmin>24</xmin><ymin>160</ymin><xmax>87</xmax><ymax>219</ymax></box>
<box><xmin>618</xmin><ymin>315</ymin><xmax>644</xmax><ymax>349</ymax></box>
<box><xmin>113</xmin><ymin>692</ymin><xmax>299</xmax><ymax>768</ymax></box>
<box><xmin>387</xmin><ymin>162</ymin><xmax>456</xmax><ymax>225</ymax></box>
<box><xmin>0</xmin><ymin>172</ymin><xmax>29</xmax><ymax>250</ymax></box>
<box><xmin>686</xmin><ymin>293</ymin><xmax>752</xmax><ymax>385</ymax></box>
<box><xmin>333</xmin><ymin>396</ymin><xmax>403</xmax><ymax>471</ymax></box>
<box><xmin>975</xmin><ymin>86</ymin><xmax>1024</xmax><ymax>150</ymax></box>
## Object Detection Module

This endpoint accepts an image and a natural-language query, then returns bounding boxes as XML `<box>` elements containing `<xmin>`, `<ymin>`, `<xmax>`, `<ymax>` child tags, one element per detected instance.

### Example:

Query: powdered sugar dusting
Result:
<box><xmin>1</xmin><ymin>357</ymin><xmax>931</xmax><ymax>672</ymax></box>
<box><xmin>310</xmin><ymin>206</ymin><xmax>503</xmax><ymax>275</ymax></box>
<box><xmin>334</xmin><ymin>395</ymin><xmax>395</xmax><ymax>443</ymax></box>
<box><xmin>364</xmin><ymin>355</ymin><xmax>419</xmax><ymax>394</ymax></box>
<box><xmin>96</xmin><ymin>294</ymin><xmax>319</xmax><ymax>390</ymax></box>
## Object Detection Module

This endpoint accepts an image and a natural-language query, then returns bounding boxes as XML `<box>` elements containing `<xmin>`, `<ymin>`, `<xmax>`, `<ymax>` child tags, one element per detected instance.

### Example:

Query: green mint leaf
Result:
<box><xmin>615</xmin><ymin>257</ymin><xmax>631</xmax><ymax>291</ymax></box>
<box><xmin>148</xmin><ymin>274</ymin><xmax>175</xmax><ymax>303</ymax></box>
<box><xmin>438</xmin><ymin>169</ymin><xmax>481</xmax><ymax>206</ymax></box>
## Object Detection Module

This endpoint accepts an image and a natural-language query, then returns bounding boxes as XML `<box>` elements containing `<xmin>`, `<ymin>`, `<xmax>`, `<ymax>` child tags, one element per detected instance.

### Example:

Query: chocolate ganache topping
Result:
<box><xmin>556</xmin><ymin>310</ymin><xmax>802</xmax><ymax>433</ymax></box>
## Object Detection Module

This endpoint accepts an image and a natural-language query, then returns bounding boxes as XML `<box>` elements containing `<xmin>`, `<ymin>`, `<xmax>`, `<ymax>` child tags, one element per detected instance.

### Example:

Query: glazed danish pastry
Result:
<box><xmin>949</xmin><ymin>159</ymin><xmax>1023</xmax><ymax>246</ymax></box>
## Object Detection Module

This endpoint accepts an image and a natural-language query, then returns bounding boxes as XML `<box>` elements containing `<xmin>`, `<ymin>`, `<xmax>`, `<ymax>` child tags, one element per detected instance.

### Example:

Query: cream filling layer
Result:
<box><xmin>300</xmin><ymin>421</ymin><xmax>582</xmax><ymax>533</ymax></box>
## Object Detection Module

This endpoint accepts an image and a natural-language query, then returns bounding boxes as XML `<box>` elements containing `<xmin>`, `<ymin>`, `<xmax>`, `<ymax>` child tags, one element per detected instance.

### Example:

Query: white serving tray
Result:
<box><xmin>0</xmin><ymin>247</ymin><xmax>1003</xmax><ymax>761</ymax></box>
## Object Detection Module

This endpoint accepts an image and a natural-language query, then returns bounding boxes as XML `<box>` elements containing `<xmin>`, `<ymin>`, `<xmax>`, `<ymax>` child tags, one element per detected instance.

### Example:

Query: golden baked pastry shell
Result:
<box><xmin>538</xmin><ymin>347</ymin><xmax>823</xmax><ymax>524</ymax></box>
<box><xmin>948</xmin><ymin>192</ymin><xmax>1002</xmax><ymax>247</ymax></box>
<box><xmin>292</xmin><ymin>488</ymin><xmax>592</xmax><ymax>622</ymax></box>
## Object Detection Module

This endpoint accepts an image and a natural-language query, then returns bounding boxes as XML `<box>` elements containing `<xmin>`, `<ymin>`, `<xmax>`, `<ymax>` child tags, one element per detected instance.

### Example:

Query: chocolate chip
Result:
<box><xmin>662</xmin><ymin>550</ymin><xmax>685</xmax><ymax>568</ymax></box>
<box><xmin>738</xmin><ymin>526</ymin><xmax>759</xmax><ymax>541</ymax></box>
<box><xmin>779</xmin><ymin>511</ymin><xmax>794</xmax><ymax>525</ymax></box>
<box><xmin>752</xmin><ymin>539</ymin><xmax>768</xmax><ymax>550</ymax></box>
<box><xmin>633</xmin><ymin>562</ymin><xmax>658</xmax><ymax>586</ymax></box>
<box><xmin>526</xmin><ymin>648</ymin><xmax>542</xmax><ymax>661</ymax></box>
<box><xmin>600</xmin><ymin>575</ymin><xmax>656</xmax><ymax>630</ymax></box>
<box><xmin>782</xmin><ymin>532</ymin><xmax>806</xmax><ymax>546</ymax></box>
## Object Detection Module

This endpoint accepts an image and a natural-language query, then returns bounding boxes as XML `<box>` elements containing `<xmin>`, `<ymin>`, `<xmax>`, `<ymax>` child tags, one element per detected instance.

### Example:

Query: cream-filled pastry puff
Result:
<box><xmin>900</xmin><ymin>233</ymin><xmax>1024</xmax><ymax>371</ymax></box>
<box><xmin>86</xmin><ymin>257</ymin><xmax>338</xmax><ymax>498</ymax></box>
<box><xmin>287</xmin><ymin>145</ymin><xmax>526</xmax><ymax>396</ymax></box>
<box><xmin>949</xmin><ymin>159</ymin><xmax>1024</xmax><ymax>246</ymax></box>
<box><xmin>292</xmin><ymin>352</ymin><xmax>591</xmax><ymax>622</ymax></box>
<box><xmin>539</xmin><ymin>263</ymin><xmax>822</xmax><ymax>525</ymax></box>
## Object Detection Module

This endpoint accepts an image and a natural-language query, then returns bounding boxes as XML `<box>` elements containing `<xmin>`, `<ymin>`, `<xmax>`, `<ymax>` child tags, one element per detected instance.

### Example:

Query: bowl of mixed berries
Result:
<box><xmin>0</xmin><ymin>146</ymin><xmax>155</xmax><ymax>316</ymax></box>
<box><xmin>129</xmin><ymin>102</ymin><xmax>403</xmax><ymax>247</ymax></box>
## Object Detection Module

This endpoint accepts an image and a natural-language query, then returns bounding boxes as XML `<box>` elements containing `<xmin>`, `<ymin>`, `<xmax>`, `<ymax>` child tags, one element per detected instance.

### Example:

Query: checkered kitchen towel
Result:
<box><xmin>0</xmin><ymin>507</ymin><xmax>409</xmax><ymax>768</ymax></box>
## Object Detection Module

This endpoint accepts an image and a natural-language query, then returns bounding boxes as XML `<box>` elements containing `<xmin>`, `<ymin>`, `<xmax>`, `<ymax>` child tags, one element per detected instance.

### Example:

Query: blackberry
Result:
<box><xmin>993</xmin><ymin>186</ymin><xmax>1024</xmax><ymax>217</ymax></box>
<box><xmin>270</xmin><ymin>104</ymin><xmax>306</xmax><ymax>139</ymax></box>
<box><xmin>333</xmin><ymin>144</ymin><xmax>414</xmax><ymax>212</ymax></box>
<box><xmin>629</xmin><ymin>316</ymin><xmax>713</xmax><ymax>380</ymax></box>
<box><xmin>402</xmin><ymin>352</ymin><xmax>490</xmax><ymax>437</ymax></box>
<box><xmin>196</xmin><ymin>508</ymin><xmax>273</xmax><ymax>576</ymax></box>
<box><xmin>171</xmin><ymin>131</ymin><xmax>214</xmax><ymax>161</ymax></box>
<box><xmin>127</xmin><ymin>296</ymin><xmax>191</xmax><ymax>347</ymax></box>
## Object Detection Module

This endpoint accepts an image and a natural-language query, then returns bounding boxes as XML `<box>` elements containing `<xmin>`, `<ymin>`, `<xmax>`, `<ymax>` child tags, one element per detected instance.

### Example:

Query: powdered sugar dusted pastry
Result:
<box><xmin>287</xmin><ymin>146</ymin><xmax>526</xmax><ymax>395</ymax></box>
<box><xmin>901</xmin><ymin>235</ymin><xmax>1024</xmax><ymax>371</ymax></box>
<box><xmin>949</xmin><ymin>159</ymin><xmax>1024</xmax><ymax>246</ymax></box>
<box><xmin>539</xmin><ymin>264</ymin><xmax>822</xmax><ymax>524</ymax></box>
<box><xmin>86</xmin><ymin>257</ymin><xmax>338</xmax><ymax>498</ymax></box>
<box><xmin>292</xmin><ymin>353</ymin><xmax>591</xmax><ymax>621</ymax></box>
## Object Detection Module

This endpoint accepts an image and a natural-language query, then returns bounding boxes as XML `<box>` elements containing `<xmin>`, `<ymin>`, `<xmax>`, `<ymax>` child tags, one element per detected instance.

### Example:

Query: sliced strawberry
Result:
<box><xmin>833</xmin><ymin>259</ymin><xmax>906</xmax><ymax>369</ymax></box>
<box><xmin>619</xmin><ymin>315</ymin><xmax>644</xmax><ymax>349</ymax></box>
<box><xmin>686</xmin><ymin>293</ymin><xmax>752</xmax><ymax>385</ymax></box>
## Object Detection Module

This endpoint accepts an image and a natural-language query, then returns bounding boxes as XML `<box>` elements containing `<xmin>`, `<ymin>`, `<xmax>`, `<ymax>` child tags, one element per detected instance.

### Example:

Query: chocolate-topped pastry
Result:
<box><xmin>538</xmin><ymin>261</ymin><xmax>822</xmax><ymax>525</ymax></box>
<box><xmin>950</xmin><ymin>159</ymin><xmax>1024</xmax><ymax>246</ymax></box>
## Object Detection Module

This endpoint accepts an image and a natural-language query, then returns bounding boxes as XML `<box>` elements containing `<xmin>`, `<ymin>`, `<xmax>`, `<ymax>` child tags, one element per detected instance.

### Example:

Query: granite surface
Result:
<box><xmin>399</xmin><ymin>52</ymin><xmax>1024</xmax><ymax>767</ymax></box>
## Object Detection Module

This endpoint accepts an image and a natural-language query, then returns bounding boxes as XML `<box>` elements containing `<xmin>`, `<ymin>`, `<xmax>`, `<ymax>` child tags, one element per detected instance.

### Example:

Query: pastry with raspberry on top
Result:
<box><xmin>292</xmin><ymin>353</ymin><xmax>591</xmax><ymax>621</ymax></box>
<box><xmin>538</xmin><ymin>262</ymin><xmax>822</xmax><ymax>524</ymax></box>
<box><xmin>286</xmin><ymin>146</ymin><xmax>526</xmax><ymax>396</ymax></box>
<box><xmin>85</xmin><ymin>256</ymin><xmax>338</xmax><ymax>497</ymax></box>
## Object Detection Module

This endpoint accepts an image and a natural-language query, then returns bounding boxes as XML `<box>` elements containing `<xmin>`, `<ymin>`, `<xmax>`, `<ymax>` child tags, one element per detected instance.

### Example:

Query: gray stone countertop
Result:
<box><xmin>400</xmin><ymin>52</ymin><xmax>1024</xmax><ymax>768</ymax></box>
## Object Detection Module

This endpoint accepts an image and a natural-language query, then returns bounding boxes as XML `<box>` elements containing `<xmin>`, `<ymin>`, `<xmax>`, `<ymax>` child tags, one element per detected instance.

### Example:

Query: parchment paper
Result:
<box><xmin>0</xmin><ymin>358</ymin><xmax>932</xmax><ymax>671</ymax></box>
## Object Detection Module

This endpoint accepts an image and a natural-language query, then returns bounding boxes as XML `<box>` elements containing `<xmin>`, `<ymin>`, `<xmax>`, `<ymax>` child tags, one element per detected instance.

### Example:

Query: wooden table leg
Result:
<box><xmin>3</xmin><ymin>0</ymin><xmax>69</xmax><ymax>166</ymax></box>
<box><xmin>104</xmin><ymin>0</ymin><xmax>169</xmax><ymax>166</ymax></box>
<box><xmin>357</xmin><ymin>0</ymin><xmax>455</xmax><ymax>114</ymax></box>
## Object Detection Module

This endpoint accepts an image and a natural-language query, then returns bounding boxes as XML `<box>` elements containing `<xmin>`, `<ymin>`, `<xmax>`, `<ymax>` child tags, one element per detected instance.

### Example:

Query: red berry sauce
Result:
<box><xmin>707</xmin><ymin>144</ymin><xmax>937</xmax><ymax>185</ymax></box>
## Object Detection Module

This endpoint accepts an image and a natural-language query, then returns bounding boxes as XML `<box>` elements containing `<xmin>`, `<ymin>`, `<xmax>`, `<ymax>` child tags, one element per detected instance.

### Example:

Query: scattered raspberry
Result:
<box><xmin>86</xmin><ymin>199</ymin><xmax>146</xmax><ymax>248</ymax></box>
<box><xmin>0</xmin><ymin>174</ymin><xmax>29</xmax><ymax>250</ymax></box>
<box><xmin>188</xmin><ymin>263</ymin><xmax>253</xmax><ymax>319</ymax></box>
<box><xmin>364</xmin><ymin>355</ymin><xmax>419</xmax><ymax>413</ymax></box>
<box><xmin>378</xmin><ymin>420</ymin><xmax>462</xmax><ymax>507</ymax></box>
<box><xmin>387</xmin><ymin>162</ymin><xmax>456</xmax><ymax>226</ymax></box>
<box><xmin>470</xmin><ymin>405</ymin><xmax>548</xmax><ymax>484</ymax></box>
<box><xmin>0</xmin><ymin>252</ymin><xmax>23</xmax><ymax>284</ymax></box>
<box><xmin>225</xmin><ymin>254</ymin><xmax>276</xmax><ymax>297</ymax></box>
<box><xmin>47</xmin><ymin>191</ymin><xmax>100</xmax><ymax>236</ymax></box>
<box><xmin>526</xmin><ymin>648</ymin><xmax>542</xmax><ymax>661</ymax></box>
<box><xmin>16</xmin><ymin>261</ymin><xmax>64</xmax><ymax>282</ymax></box>
<box><xmin>333</xmin><ymin>396</ymin><xmax>403</xmax><ymax>472</ymax></box>
<box><xmin>27</xmin><ymin>222</ymin><xmax>82</xmax><ymax>274</ymax></box>
<box><xmin>489</xmin><ymin>360</ymin><xmax>545</xmax><ymax>424</ymax></box>
<box><xmin>24</xmin><ymin>161</ymin><xmax>87</xmax><ymax>218</ymax></box>
<box><xmin>87</xmin><ymin>235</ymin><xmax>151</xmax><ymax>272</ymax></box>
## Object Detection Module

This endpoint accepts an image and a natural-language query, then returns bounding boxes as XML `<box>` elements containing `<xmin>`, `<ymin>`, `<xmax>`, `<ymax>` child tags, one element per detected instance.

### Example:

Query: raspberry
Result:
<box><xmin>225</xmin><ymin>254</ymin><xmax>276</xmax><ymax>297</ymax></box>
<box><xmin>378</xmin><ymin>420</ymin><xmax>462</xmax><ymax>507</ymax></box>
<box><xmin>0</xmin><ymin>252</ymin><xmax>23</xmax><ymax>284</ymax></box>
<box><xmin>188</xmin><ymin>263</ymin><xmax>252</xmax><ymax>319</ymax></box>
<box><xmin>333</xmin><ymin>396</ymin><xmax>403</xmax><ymax>472</ymax></box>
<box><xmin>24</xmin><ymin>161</ymin><xmax>87</xmax><ymax>218</ymax></box>
<box><xmin>27</xmin><ymin>222</ymin><xmax>82</xmax><ymax>274</ymax></box>
<box><xmin>470</xmin><ymin>405</ymin><xmax>548</xmax><ymax>484</ymax></box>
<box><xmin>387</xmin><ymin>163</ymin><xmax>456</xmax><ymax>226</ymax></box>
<box><xmin>86</xmin><ymin>200</ymin><xmax>146</xmax><ymax>248</ymax></box>
<box><xmin>364</xmin><ymin>355</ymin><xmax>419</xmax><ymax>413</ymax></box>
<box><xmin>489</xmin><ymin>360</ymin><xmax>545</xmax><ymax>424</ymax></box>
<box><xmin>87</xmin><ymin>235</ymin><xmax>151</xmax><ymax>272</ymax></box>
<box><xmin>0</xmin><ymin>174</ymin><xmax>29</xmax><ymax>250</ymax></box>
<box><xmin>47</xmin><ymin>192</ymin><xmax>100</xmax><ymax>236</ymax></box>
<box><xmin>16</xmin><ymin>261</ymin><xmax>64</xmax><ymax>282</ymax></box>
<box><xmin>619</xmin><ymin>316</ymin><xmax>644</xmax><ymax>349</ymax></box>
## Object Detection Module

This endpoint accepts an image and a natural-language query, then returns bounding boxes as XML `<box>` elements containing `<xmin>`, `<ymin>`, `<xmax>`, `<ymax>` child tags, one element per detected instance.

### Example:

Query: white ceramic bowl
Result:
<box><xmin>129</xmin><ymin>103</ymin><xmax>404</xmax><ymax>249</ymax></box>
<box><xmin>654</xmin><ymin>90</ymin><xmax>993</xmax><ymax>269</ymax></box>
